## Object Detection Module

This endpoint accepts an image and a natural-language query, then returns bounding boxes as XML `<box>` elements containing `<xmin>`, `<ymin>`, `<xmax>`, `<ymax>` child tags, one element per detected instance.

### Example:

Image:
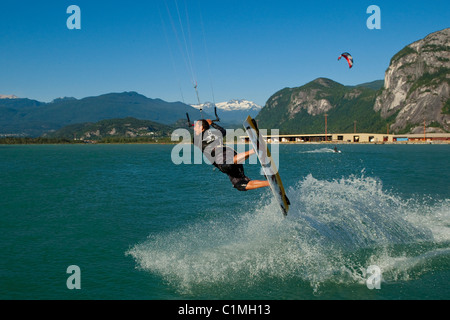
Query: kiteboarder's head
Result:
<box><xmin>194</xmin><ymin>119</ymin><xmax>210</xmax><ymax>135</ymax></box>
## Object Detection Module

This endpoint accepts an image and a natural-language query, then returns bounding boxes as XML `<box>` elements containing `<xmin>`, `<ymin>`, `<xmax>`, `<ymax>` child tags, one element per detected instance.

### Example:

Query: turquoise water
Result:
<box><xmin>1</xmin><ymin>144</ymin><xmax>449</xmax><ymax>300</ymax></box>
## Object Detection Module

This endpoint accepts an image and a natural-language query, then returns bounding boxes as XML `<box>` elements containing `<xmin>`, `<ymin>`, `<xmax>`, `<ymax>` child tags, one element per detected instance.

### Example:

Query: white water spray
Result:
<box><xmin>126</xmin><ymin>174</ymin><xmax>449</xmax><ymax>294</ymax></box>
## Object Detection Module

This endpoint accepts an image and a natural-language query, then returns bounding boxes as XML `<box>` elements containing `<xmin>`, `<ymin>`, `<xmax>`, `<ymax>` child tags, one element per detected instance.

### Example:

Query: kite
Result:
<box><xmin>338</xmin><ymin>52</ymin><xmax>353</xmax><ymax>68</ymax></box>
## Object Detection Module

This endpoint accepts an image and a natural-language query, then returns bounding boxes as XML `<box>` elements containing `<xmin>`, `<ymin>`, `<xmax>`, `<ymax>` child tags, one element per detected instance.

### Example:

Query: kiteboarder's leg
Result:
<box><xmin>216</xmin><ymin>148</ymin><xmax>269</xmax><ymax>191</ymax></box>
<box><xmin>233</xmin><ymin>149</ymin><xmax>255</xmax><ymax>164</ymax></box>
<box><xmin>245</xmin><ymin>180</ymin><xmax>270</xmax><ymax>190</ymax></box>
<box><xmin>231</xmin><ymin>176</ymin><xmax>269</xmax><ymax>191</ymax></box>
<box><xmin>227</xmin><ymin>166</ymin><xmax>270</xmax><ymax>192</ymax></box>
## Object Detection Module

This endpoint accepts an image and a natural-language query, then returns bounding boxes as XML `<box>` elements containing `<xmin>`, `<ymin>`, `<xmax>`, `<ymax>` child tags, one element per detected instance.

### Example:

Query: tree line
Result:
<box><xmin>0</xmin><ymin>136</ymin><xmax>176</xmax><ymax>144</ymax></box>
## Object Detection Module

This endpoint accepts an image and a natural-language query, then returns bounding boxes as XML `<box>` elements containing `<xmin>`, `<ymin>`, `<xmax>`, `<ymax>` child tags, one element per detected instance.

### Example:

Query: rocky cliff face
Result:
<box><xmin>286</xmin><ymin>78</ymin><xmax>336</xmax><ymax>117</ymax></box>
<box><xmin>257</xmin><ymin>78</ymin><xmax>386</xmax><ymax>134</ymax></box>
<box><xmin>374</xmin><ymin>28</ymin><xmax>450</xmax><ymax>133</ymax></box>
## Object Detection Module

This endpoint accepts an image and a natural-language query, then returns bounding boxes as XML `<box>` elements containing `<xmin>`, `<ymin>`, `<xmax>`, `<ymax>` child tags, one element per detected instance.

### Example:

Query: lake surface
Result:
<box><xmin>1</xmin><ymin>144</ymin><xmax>449</xmax><ymax>300</ymax></box>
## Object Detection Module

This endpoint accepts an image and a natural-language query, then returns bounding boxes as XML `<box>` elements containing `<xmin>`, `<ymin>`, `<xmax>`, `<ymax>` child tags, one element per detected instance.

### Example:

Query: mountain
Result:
<box><xmin>257</xmin><ymin>78</ymin><xmax>388</xmax><ymax>134</ymax></box>
<box><xmin>353</xmin><ymin>80</ymin><xmax>384</xmax><ymax>91</ymax></box>
<box><xmin>257</xmin><ymin>28</ymin><xmax>450</xmax><ymax>134</ymax></box>
<box><xmin>0</xmin><ymin>92</ymin><xmax>204</xmax><ymax>137</ymax></box>
<box><xmin>3</xmin><ymin>30</ymin><xmax>448</xmax><ymax>137</ymax></box>
<box><xmin>191</xmin><ymin>99</ymin><xmax>262</xmax><ymax>124</ymax></box>
<box><xmin>374</xmin><ymin>28</ymin><xmax>450</xmax><ymax>133</ymax></box>
<box><xmin>44</xmin><ymin>117</ymin><xmax>174</xmax><ymax>141</ymax></box>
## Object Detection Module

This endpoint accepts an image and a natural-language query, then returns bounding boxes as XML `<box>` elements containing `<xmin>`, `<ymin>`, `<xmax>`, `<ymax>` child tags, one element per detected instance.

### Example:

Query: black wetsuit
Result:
<box><xmin>195</xmin><ymin>123</ymin><xmax>250</xmax><ymax>191</ymax></box>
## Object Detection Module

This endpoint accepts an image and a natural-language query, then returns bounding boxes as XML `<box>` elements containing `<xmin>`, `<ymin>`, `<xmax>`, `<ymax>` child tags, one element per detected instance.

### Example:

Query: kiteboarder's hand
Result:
<box><xmin>206</xmin><ymin>119</ymin><xmax>213</xmax><ymax>125</ymax></box>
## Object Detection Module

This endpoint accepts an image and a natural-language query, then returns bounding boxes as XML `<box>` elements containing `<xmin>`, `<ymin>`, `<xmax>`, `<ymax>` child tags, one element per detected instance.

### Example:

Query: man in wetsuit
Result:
<box><xmin>193</xmin><ymin>119</ymin><xmax>270</xmax><ymax>191</ymax></box>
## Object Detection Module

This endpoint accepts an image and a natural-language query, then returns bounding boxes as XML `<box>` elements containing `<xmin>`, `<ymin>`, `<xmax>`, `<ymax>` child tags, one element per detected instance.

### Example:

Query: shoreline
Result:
<box><xmin>1</xmin><ymin>140</ymin><xmax>449</xmax><ymax>146</ymax></box>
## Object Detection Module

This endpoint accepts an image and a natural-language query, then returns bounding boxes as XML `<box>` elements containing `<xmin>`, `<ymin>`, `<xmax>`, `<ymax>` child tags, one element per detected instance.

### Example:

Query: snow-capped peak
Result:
<box><xmin>0</xmin><ymin>94</ymin><xmax>18</xmax><ymax>99</ymax></box>
<box><xmin>191</xmin><ymin>99</ymin><xmax>262</xmax><ymax>112</ymax></box>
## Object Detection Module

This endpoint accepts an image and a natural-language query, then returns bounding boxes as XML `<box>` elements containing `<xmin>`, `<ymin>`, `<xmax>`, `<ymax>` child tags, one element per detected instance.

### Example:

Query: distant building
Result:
<box><xmin>393</xmin><ymin>133</ymin><xmax>450</xmax><ymax>143</ymax></box>
<box><xmin>240</xmin><ymin>132</ymin><xmax>450</xmax><ymax>144</ymax></box>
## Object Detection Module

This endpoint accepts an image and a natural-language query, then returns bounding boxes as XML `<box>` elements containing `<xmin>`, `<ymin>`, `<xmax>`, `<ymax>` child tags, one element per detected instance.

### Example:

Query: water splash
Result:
<box><xmin>126</xmin><ymin>174</ymin><xmax>449</xmax><ymax>294</ymax></box>
<box><xmin>302</xmin><ymin>148</ymin><xmax>339</xmax><ymax>154</ymax></box>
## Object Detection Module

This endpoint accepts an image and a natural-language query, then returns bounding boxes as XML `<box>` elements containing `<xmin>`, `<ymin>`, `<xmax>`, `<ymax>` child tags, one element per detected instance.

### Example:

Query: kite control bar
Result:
<box><xmin>186</xmin><ymin>106</ymin><xmax>220</xmax><ymax>127</ymax></box>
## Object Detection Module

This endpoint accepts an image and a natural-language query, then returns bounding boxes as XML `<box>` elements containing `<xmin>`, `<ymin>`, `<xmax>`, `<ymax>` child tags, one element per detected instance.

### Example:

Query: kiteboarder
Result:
<box><xmin>193</xmin><ymin>119</ymin><xmax>270</xmax><ymax>191</ymax></box>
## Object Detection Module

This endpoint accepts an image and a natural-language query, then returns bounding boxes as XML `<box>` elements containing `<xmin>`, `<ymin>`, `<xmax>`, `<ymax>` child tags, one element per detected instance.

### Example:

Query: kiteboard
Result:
<box><xmin>243</xmin><ymin>116</ymin><xmax>290</xmax><ymax>216</ymax></box>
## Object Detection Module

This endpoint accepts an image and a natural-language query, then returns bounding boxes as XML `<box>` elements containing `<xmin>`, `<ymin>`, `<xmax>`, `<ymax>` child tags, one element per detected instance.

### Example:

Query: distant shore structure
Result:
<box><xmin>240</xmin><ymin>132</ymin><xmax>450</xmax><ymax>144</ymax></box>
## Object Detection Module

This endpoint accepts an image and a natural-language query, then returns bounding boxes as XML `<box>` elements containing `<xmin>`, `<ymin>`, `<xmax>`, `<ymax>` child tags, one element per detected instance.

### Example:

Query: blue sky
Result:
<box><xmin>0</xmin><ymin>0</ymin><xmax>449</xmax><ymax>106</ymax></box>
